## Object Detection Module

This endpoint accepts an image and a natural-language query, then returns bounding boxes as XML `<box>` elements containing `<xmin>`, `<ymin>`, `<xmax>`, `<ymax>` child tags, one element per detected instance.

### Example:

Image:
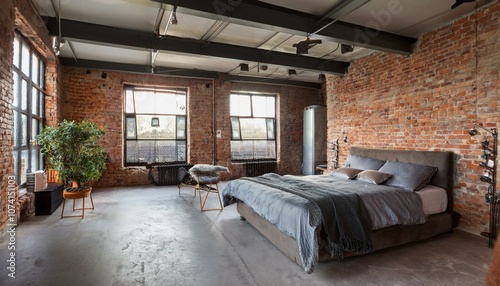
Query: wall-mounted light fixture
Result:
<box><xmin>469</xmin><ymin>122</ymin><xmax>498</xmax><ymax>247</ymax></box>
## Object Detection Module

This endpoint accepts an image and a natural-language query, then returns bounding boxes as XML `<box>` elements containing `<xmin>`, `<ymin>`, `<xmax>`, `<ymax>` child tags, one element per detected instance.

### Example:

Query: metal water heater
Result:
<box><xmin>303</xmin><ymin>105</ymin><xmax>327</xmax><ymax>175</ymax></box>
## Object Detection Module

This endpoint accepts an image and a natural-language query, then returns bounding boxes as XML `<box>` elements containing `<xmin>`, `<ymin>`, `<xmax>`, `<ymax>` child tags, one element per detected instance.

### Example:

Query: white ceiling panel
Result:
<box><xmin>61</xmin><ymin>41</ymin><xmax>150</xmax><ymax>65</ymax></box>
<box><xmin>160</xmin><ymin>13</ymin><xmax>217</xmax><ymax>39</ymax></box>
<box><xmin>31</xmin><ymin>0</ymin><xmax>493</xmax><ymax>86</ymax></box>
<box><xmin>38</xmin><ymin>0</ymin><xmax>161</xmax><ymax>31</ymax></box>
<box><xmin>212</xmin><ymin>23</ymin><xmax>278</xmax><ymax>48</ymax></box>
<box><xmin>341</xmin><ymin>0</ymin><xmax>494</xmax><ymax>36</ymax></box>
<box><xmin>154</xmin><ymin>52</ymin><xmax>240</xmax><ymax>73</ymax></box>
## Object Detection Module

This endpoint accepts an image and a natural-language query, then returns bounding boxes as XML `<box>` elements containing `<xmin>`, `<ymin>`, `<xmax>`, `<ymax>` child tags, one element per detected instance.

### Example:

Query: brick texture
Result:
<box><xmin>2</xmin><ymin>0</ymin><xmax>497</xmax><ymax>237</ymax></box>
<box><xmin>61</xmin><ymin>69</ymin><xmax>321</xmax><ymax>186</ymax></box>
<box><xmin>326</xmin><ymin>2</ymin><xmax>500</xmax><ymax>234</ymax></box>
<box><xmin>0</xmin><ymin>0</ymin><xmax>61</xmax><ymax>233</ymax></box>
<box><xmin>0</xmin><ymin>0</ymin><xmax>15</xmax><ymax>235</ymax></box>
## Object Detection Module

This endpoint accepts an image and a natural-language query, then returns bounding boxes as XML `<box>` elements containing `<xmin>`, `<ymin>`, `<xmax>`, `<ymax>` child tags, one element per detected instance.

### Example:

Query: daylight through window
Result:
<box><xmin>124</xmin><ymin>86</ymin><xmax>187</xmax><ymax>166</ymax></box>
<box><xmin>12</xmin><ymin>32</ymin><xmax>45</xmax><ymax>186</ymax></box>
<box><xmin>230</xmin><ymin>93</ymin><xmax>276</xmax><ymax>161</ymax></box>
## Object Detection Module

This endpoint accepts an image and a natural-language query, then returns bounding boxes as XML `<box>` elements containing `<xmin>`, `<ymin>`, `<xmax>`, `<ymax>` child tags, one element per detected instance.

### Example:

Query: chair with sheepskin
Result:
<box><xmin>188</xmin><ymin>164</ymin><xmax>229</xmax><ymax>211</ymax></box>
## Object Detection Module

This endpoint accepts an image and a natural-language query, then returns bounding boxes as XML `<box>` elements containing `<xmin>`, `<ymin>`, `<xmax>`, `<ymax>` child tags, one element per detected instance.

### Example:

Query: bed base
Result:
<box><xmin>237</xmin><ymin>201</ymin><xmax>452</xmax><ymax>268</ymax></box>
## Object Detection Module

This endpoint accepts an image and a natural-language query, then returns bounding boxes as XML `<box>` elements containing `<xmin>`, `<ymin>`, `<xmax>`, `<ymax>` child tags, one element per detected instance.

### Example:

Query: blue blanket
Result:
<box><xmin>222</xmin><ymin>174</ymin><xmax>426</xmax><ymax>273</ymax></box>
<box><xmin>240</xmin><ymin>173</ymin><xmax>373</xmax><ymax>258</ymax></box>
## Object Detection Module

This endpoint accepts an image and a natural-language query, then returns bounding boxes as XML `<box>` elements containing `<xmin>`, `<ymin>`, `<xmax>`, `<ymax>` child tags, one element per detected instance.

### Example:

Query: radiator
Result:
<box><xmin>245</xmin><ymin>161</ymin><xmax>277</xmax><ymax>177</ymax></box>
<box><xmin>147</xmin><ymin>162</ymin><xmax>193</xmax><ymax>185</ymax></box>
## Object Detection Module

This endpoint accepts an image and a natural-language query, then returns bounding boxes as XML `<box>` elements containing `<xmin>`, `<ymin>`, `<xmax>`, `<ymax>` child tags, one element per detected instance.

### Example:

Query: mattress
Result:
<box><xmin>417</xmin><ymin>185</ymin><xmax>448</xmax><ymax>215</ymax></box>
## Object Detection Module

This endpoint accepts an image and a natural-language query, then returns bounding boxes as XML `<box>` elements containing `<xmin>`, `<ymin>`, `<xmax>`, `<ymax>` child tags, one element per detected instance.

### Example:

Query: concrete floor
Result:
<box><xmin>0</xmin><ymin>183</ymin><xmax>495</xmax><ymax>286</ymax></box>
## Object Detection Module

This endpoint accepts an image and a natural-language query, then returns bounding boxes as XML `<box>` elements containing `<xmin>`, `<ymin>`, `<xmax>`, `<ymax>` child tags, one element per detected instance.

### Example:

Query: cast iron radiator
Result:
<box><xmin>244</xmin><ymin>160</ymin><xmax>277</xmax><ymax>177</ymax></box>
<box><xmin>147</xmin><ymin>162</ymin><xmax>193</xmax><ymax>186</ymax></box>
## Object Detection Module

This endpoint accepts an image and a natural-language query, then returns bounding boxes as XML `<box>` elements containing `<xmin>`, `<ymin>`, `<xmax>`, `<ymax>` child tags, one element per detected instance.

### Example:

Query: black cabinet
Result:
<box><xmin>34</xmin><ymin>183</ymin><xmax>64</xmax><ymax>215</ymax></box>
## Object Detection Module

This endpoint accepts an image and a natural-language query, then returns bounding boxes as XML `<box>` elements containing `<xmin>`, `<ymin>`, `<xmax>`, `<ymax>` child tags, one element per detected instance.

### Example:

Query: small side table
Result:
<box><xmin>35</xmin><ymin>183</ymin><xmax>64</xmax><ymax>216</ymax></box>
<box><xmin>61</xmin><ymin>187</ymin><xmax>94</xmax><ymax>218</ymax></box>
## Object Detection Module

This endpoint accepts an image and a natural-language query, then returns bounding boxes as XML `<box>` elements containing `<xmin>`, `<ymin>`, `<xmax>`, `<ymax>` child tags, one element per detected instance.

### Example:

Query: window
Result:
<box><xmin>12</xmin><ymin>32</ymin><xmax>45</xmax><ymax>186</ymax></box>
<box><xmin>124</xmin><ymin>86</ymin><xmax>187</xmax><ymax>166</ymax></box>
<box><xmin>230</xmin><ymin>93</ymin><xmax>276</xmax><ymax>161</ymax></box>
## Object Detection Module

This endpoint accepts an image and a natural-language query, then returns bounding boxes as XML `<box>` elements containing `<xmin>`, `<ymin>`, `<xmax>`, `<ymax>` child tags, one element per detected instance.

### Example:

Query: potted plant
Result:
<box><xmin>35</xmin><ymin>120</ymin><xmax>107</xmax><ymax>191</ymax></box>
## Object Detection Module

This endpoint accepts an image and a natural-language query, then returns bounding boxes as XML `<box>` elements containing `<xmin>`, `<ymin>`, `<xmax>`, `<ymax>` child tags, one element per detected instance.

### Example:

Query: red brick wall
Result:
<box><xmin>0</xmin><ymin>0</ymin><xmax>16</xmax><ymax>235</ymax></box>
<box><xmin>326</xmin><ymin>2</ymin><xmax>500</xmax><ymax>234</ymax></box>
<box><xmin>0</xmin><ymin>0</ymin><xmax>62</xmax><ymax>233</ymax></box>
<box><xmin>61</xmin><ymin>69</ymin><xmax>321</xmax><ymax>185</ymax></box>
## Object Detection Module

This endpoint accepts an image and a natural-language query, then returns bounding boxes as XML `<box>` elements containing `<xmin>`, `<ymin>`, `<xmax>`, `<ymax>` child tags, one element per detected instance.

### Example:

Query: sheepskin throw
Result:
<box><xmin>189</xmin><ymin>164</ymin><xmax>229</xmax><ymax>184</ymax></box>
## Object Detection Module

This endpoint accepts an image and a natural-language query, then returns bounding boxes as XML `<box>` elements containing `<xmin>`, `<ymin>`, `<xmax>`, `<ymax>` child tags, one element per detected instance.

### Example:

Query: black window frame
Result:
<box><xmin>12</xmin><ymin>31</ymin><xmax>46</xmax><ymax>187</ymax></box>
<box><xmin>230</xmin><ymin>92</ymin><xmax>277</xmax><ymax>162</ymax></box>
<box><xmin>123</xmin><ymin>85</ymin><xmax>188</xmax><ymax>167</ymax></box>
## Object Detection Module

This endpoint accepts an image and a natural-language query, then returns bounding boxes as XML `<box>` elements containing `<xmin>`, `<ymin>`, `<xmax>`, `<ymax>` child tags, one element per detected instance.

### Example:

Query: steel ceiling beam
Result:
<box><xmin>58</xmin><ymin>58</ymin><xmax>322</xmax><ymax>89</ymax></box>
<box><xmin>149</xmin><ymin>0</ymin><xmax>416</xmax><ymax>55</ymax></box>
<box><xmin>45</xmin><ymin>17</ymin><xmax>349</xmax><ymax>75</ymax></box>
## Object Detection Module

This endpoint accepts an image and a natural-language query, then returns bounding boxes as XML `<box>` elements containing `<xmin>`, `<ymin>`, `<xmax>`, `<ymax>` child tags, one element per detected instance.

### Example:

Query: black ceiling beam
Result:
<box><xmin>59</xmin><ymin>58</ymin><xmax>219</xmax><ymax>79</ymax></box>
<box><xmin>45</xmin><ymin>17</ymin><xmax>348</xmax><ymax>75</ymax></box>
<box><xmin>59</xmin><ymin>57</ymin><xmax>321</xmax><ymax>89</ymax></box>
<box><xmin>150</xmin><ymin>0</ymin><xmax>416</xmax><ymax>55</ymax></box>
<box><xmin>226</xmin><ymin>75</ymin><xmax>321</xmax><ymax>89</ymax></box>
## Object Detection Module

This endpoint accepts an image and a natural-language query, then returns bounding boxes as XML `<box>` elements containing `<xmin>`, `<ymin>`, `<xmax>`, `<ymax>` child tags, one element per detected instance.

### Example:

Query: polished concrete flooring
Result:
<box><xmin>0</xmin><ymin>183</ymin><xmax>495</xmax><ymax>286</ymax></box>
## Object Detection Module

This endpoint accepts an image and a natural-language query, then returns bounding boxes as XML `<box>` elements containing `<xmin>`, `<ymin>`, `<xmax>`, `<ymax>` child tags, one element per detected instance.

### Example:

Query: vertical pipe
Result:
<box><xmin>212</xmin><ymin>79</ymin><xmax>216</xmax><ymax>165</ymax></box>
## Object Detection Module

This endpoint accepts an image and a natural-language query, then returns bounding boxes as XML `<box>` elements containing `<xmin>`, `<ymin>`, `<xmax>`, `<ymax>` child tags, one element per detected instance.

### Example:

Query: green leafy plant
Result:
<box><xmin>35</xmin><ymin>120</ymin><xmax>107</xmax><ymax>189</ymax></box>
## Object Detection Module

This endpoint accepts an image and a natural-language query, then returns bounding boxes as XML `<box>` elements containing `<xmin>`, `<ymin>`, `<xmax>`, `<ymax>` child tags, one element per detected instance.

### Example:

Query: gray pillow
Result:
<box><xmin>345</xmin><ymin>155</ymin><xmax>386</xmax><ymax>170</ymax></box>
<box><xmin>356</xmin><ymin>170</ymin><xmax>392</xmax><ymax>185</ymax></box>
<box><xmin>379</xmin><ymin>161</ymin><xmax>438</xmax><ymax>191</ymax></box>
<box><xmin>330</xmin><ymin>167</ymin><xmax>363</xmax><ymax>179</ymax></box>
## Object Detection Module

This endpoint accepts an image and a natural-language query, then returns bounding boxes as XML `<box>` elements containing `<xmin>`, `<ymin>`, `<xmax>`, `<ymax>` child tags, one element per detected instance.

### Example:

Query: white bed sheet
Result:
<box><xmin>417</xmin><ymin>185</ymin><xmax>448</xmax><ymax>215</ymax></box>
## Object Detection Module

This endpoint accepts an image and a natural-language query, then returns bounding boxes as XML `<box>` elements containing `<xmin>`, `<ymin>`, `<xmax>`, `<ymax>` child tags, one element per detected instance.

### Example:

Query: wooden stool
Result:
<box><xmin>196</xmin><ymin>178</ymin><xmax>223</xmax><ymax>211</ymax></box>
<box><xmin>61</xmin><ymin>187</ymin><xmax>94</xmax><ymax>218</ymax></box>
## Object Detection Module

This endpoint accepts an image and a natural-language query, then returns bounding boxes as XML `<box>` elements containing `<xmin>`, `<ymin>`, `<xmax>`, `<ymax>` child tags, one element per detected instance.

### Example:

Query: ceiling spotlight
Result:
<box><xmin>240</xmin><ymin>63</ymin><xmax>249</xmax><ymax>71</ymax></box>
<box><xmin>288</xmin><ymin>69</ymin><xmax>297</xmax><ymax>76</ymax></box>
<box><xmin>170</xmin><ymin>5</ymin><xmax>178</xmax><ymax>25</ymax></box>
<box><xmin>341</xmin><ymin>44</ymin><xmax>354</xmax><ymax>54</ymax></box>
<box><xmin>171</xmin><ymin>12</ymin><xmax>178</xmax><ymax>25</ymax></box>
<box><xmin>293</xmin><ymin>37</ymin><xmax>322</xmax><ymax>55</ymax></box>
<box><xmin>318</xmin><ymin>73</ymin><xmax>326</xmax><ymax>82</ymax></box>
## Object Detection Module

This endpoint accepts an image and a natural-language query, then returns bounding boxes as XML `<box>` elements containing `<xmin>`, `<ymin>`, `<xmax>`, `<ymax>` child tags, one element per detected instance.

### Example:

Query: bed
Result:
<box><xmin>222</xmin><ymin>147</ymin><xmax>455</xmax><ymax>273</ymax></box>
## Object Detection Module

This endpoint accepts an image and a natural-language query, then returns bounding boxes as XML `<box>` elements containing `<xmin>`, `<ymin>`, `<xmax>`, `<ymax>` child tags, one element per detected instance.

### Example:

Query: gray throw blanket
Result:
<box><xmin>240</xmin><ymin>173</ymin><xmax>373</xmax><ymax>258</ymax></box>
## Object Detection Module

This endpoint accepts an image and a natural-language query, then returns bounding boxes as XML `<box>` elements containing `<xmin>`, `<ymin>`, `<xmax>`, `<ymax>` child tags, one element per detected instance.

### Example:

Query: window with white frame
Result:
<box><xmin>230</xmin><ymin>93</ymin><xmax>276</xmax><ymax>161</ymax></box>
<box><xmin>12</xmin><ymin>32</ymin><xmax>45</xmax><ymax>186</ymax></box>
<box><xmin>124</xmin><ymin>86</ymin><xmax>187</xmax><ymax>166</ymax></box>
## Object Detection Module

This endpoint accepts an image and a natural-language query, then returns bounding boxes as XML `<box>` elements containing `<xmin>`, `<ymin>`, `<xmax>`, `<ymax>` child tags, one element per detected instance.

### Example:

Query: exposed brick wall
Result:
<box><xmin>0</xmin><ymin>0</ymin><xmax>16</xmax><ymax>235</ymax></box>
<box><xmin>0</xmin><ymin>0</ymin><xmax>61</xmax><ymax>233</ymax></box>
<box><xmin>326</xmin><ymin>2</ymin><xmax>500</xmax><ymax>234</ymax></box>
<box><xmin>216</xmin><ymin>79</ymin><xmax>323</xmax><ymax>177</ymax></box>
<box><xmin>61</xmin><ymin>68</ymin><xmax>321</xmax><ymax>185</ymax></box>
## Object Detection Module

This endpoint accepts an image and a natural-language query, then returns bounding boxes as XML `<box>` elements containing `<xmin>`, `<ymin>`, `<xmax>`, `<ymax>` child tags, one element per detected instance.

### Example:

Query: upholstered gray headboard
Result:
<box><xmin>349</xmin><ymin>147</ymin><xmax>454</xmax><ymax>212</ymax></box>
